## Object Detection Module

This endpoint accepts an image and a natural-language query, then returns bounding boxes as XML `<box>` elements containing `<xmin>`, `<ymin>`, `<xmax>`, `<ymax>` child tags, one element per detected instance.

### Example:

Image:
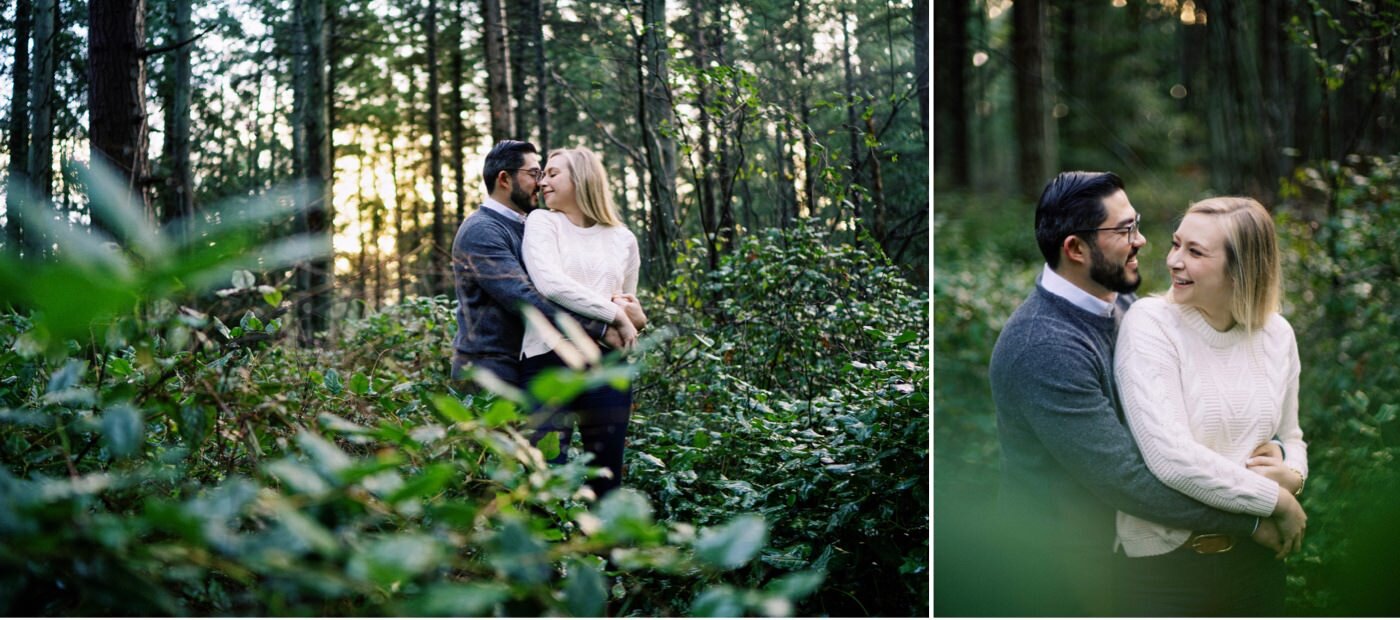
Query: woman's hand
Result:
<box><xmin>1248</xmin><ymin>454</ymin><xmax>1304</xmax><ymax>495</ymax></box>
<box><xmin>1271</xmin><ymin>488</ymin><xmax>1307</xmax><ymax>559</ymax></box>
<box><xmin>612</xmin><ymin>293</ymin><xmax>648</xmax><ymax>330</ymax></box>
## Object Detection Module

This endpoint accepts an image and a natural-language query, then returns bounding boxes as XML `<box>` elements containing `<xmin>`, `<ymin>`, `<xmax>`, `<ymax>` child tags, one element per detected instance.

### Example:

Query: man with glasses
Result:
<box><xmin>450</xmin><ymin>140</ymin><xmax>621</xmax><ymax>386</ymax></box>
<box><xmin>985</xmin><ymin>171</ymin><xmax>1282</xmax><ymax>614</ymax></box>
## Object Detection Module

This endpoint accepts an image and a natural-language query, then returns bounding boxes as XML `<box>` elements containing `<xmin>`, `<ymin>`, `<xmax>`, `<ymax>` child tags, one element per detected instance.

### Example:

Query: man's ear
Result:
<box><xmin>1061</xmin><ymin>235</ymin><xmax>1091</xmax><ymax>266</ymax></box>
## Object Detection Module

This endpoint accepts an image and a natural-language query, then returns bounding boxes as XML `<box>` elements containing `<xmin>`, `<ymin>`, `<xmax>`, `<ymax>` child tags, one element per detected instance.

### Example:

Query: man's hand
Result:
<box><xmin>1251</xmin><ymin>441</ymin><xmax>1283</xmax><ymax>460</ymax></box>
<box><xmin>1251</xmin><ymin>518</ymin><xmax>1284</xmax><ymax>555</ymax></box>
<box><xmin>1271</xmin><ymin>489</ymin><xmax>1307</xmax><ymax>559</ymax></box>
<box><xmin>602</xmin><ymin>326</ymin><xmax>624</xmax><ymax>350</ymax></box>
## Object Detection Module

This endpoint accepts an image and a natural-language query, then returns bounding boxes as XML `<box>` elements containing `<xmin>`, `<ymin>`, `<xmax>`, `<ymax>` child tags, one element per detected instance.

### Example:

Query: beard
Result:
<box><xmin>508</xmin><ymin>178</ymin><xmax>537</xmax><ymax>213</ymax></box>
<box><xmin>1088</xmin><ymin>242</ymin><xmax>1142</xmax><ymax>294</ymax></box>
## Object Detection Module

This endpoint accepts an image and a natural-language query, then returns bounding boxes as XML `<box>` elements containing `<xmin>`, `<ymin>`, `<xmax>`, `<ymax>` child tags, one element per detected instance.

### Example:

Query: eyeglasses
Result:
<box><xmin>508</xmin><ymin>168</ymin><xmax>543</xmax><ymax>181</ymax></box>
<box><xmin>1074</xmin><ymin>213</ymin><xmax>1141</xmax><ymax>239</ymax></box>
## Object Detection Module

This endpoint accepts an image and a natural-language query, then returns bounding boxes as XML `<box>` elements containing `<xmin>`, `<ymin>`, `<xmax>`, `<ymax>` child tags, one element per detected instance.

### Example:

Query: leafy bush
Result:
<box><xmin>630</xmin><ymin>225</ymin><xmax>929</xmax><ymax>616</ymax></box>
<box><xmin>0</xmin><ymin>173</ymin><xmax>829</xmax><ymax>616</ymax></box>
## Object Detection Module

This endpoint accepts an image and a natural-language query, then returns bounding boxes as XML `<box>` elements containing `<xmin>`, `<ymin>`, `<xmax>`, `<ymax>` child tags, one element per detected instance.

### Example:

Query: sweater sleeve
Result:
<box><xmin>521</xmin><ymin>212</ymin><xmax>618</xmax><ymax>324</ymax></box>
<box><xmin>456</xmin><ymin>217</ymin><xmax>609</xmax><ymax>339</ymax></box>
<box><xmin>623</xmin><ymin>232</ymin><xmax>640</xmax><ymax>296</ymax></box>
<box><xmin>996</xmin><ymin>340</ymin><xmax>1258</xmax><ymax>536</ymax></box>
<box><xmin>1276</xmin><ymin>320</ymin><xmax>1308</xmax><ymax>478</ymax></box>
<box><xmin>1114</xmin><ymin>305</ymin><xmax>1281</xmax><ymax>517</ymax></box>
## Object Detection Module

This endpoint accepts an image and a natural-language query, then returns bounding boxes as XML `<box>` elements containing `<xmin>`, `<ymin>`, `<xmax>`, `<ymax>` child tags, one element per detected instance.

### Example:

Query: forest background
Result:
<box><xmin>0</xmin><ymin>0</ymin><xmax>929</xmax><ymax>616</ymax></box>
<box><xmin>934</xmin><ymin>0</ymin><xmax>1400</xmax><ymax>615</ymax></box>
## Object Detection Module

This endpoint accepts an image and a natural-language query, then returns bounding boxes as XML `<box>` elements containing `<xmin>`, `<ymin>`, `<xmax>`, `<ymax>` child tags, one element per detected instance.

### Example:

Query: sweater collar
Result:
<box><xmin>1174</xmin><ymin>302</ymin><xmax>1249</xmax><ymax>348</ymax></box>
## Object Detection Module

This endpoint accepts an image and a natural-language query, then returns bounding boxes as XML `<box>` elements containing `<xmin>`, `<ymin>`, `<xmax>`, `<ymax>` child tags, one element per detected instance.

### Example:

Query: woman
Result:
<box><xmin>519</xmin><ymin>146</ymin><xmax>645</xmax><ymax>499</ymax></box>
<box><xmin>1113</xmin><ymin>197</ymin><xmax>1307</xmax><ymax>616</ymax></box>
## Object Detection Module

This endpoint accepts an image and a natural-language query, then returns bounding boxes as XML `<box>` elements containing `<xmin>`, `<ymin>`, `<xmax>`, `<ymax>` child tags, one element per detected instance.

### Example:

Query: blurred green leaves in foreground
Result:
<box><xmin>1</xmin><ymin>164</ymin><xmax>951</xmax><ymax>615</ymax></box>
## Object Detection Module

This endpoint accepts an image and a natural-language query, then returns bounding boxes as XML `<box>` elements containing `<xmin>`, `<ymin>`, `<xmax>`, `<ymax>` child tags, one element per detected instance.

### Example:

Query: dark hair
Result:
<box><xmin>482</xmin><ymin>140</ymin><xmax>538</xmax><ymax>193</ymax></box>
<box><xmin>1034</xmin><ymin>171</ymin><xmax>1125</xmax><ymax>268</ymax></box>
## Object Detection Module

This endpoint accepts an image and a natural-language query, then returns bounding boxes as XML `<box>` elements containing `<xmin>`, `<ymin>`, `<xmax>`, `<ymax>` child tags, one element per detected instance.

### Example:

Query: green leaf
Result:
<box><xmin>349</xmin><ymin>372</ymin><xmax>371</xmax><ymax>396</ymax></box>
<box><xmin>266</xmin><ymin>458</ymin><xmax>332</xmax><ymax>497</ymax></box>
<box><xmin>262</xmin><ymin>288</ymin><xmax>284</xmax><ymax>307</ymax></box>
<box><xmin>564</xmin><ymin>560</ymin><xmax>607</xmax><ymax>617</ymax></box>
<box><xmin>296</xmin><ymin>430</ymin><xmax>352</xmax><ymax>478</ymax></box>
<box><xmin>107</xmin><ymin>357</ymin><xmax>133</xmax><ymax>378</ymax></box>
<box><xmin>538</xmin><ymin>430</ymin><xmax>561</xmax><ymax>460</ymax></box>
<box><xmin>591</xmin><ymin>488</ymin><xmax>657</xmax><ymax>543</ymax></box>
<box><xmin>403</xmin><ymin>583</ymin><xmax>510</xmax><ymax>617</ymax></box>
<box><xmin>348</xmin><ymin>534</ymin><xmax>443</xmax><ymax>587</ymax></box>
<box><xmin>239</xmin><ymin>311</ymin><xmax>263</xmax><ymax>332</ymax></box>
<box><xmin>385</xmin><ymin>463</ymin><xmax>456</xmax><ymax>505</ymax></box>
<box><xmin>47</xmin><ymin>359</ymin><xmax>87</xmax><ymax>394</ymax></box>
<box><xmin>692</xmin><ymin>431</ymin><xmax>712</xmax><ymax>449</ymax></box>
<box><xmin>232</xmin><ymin>269</ymin><xmax>255</xmax><ymax>289</ymax></box>
<box><xmin>274</xmin><ymin>501</ymin><xmax>339</xmax><ymax>555</ymax></box>
<box><xmin>102</xmin><ymin>403</ymin><xmax>144</xmax><ymax>458</ymax></box>
<box><xmin>696</xmin><ymin>514</ymin><xmax>768</xmax><ymax>570</ymax></box>
<box><xmin>484</xmin><ymin>399</ymin><xmax>520</xmax><ymax>427</ymax></box>
<box><xmin>323</xmin><ymin>369</ymin><xmax>343</xmax><ymax>394</ymax></box>
<box><xmin>765</xmin><ymin>569</ymin><xmax>826</xmax><ymax>600</ymax></box>
<box><xmin>692</xmin><ymin>585</ymin><xmax>745</xmax><ymax>617</ymax></box>
<box><xmin>431</xmin><ymin>394</ymin><xmax>473</xmax><ymax>423</ymax></box>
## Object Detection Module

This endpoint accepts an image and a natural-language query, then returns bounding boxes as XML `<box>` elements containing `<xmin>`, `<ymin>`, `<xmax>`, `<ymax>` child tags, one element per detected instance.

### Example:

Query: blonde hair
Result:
<box><xmin>546</xmin><ymin>147</ymin><xmax>622</xmax><ymax>227</ymax></box>
<box><xmin>1170</xmin><ymin>196</ymin><xmax>1281</xmax><ymax>332</ymax></box>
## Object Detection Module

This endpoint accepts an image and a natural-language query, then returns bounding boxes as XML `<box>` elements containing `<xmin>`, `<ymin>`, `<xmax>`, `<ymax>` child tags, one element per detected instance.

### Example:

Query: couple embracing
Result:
<box><xmin>450</xmin><ymin>140</ymin><xmax>647</xmax><ymax>500</ymax></box>
<box><xmin>990</xmin><ymin>171</ymin><xmax>1307</xmax><ymax>616</ymax></box>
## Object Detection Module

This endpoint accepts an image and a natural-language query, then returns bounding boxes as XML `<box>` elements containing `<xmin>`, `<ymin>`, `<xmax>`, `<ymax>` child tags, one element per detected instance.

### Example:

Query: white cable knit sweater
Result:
<box><xmin>1113</xmin><ymin>297</ymin><xmax>1306</xmax><ymax>557</ymax></box>
<box><xmin>520</xmin><ymin>209</ymin><xmax>639</xmax><ymax>358</ymax></box>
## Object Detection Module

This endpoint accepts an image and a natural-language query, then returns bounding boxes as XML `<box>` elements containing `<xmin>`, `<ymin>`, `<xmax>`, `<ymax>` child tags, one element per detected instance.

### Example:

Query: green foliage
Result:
<box><xmin>0</xmin><ymin>182</ymin><xmax>836</xmax><ymax>616</ymax></box>
<box><xmin>631</xmin><ymin>225</ymin><xmax>928</xmax><ymax>616</ymax></box>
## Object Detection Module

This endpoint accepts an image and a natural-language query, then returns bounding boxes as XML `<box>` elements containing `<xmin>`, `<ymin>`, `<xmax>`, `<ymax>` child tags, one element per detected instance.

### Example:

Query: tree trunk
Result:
<box><xmin>427</xmin><ymin>0</ymin><xmax>447</xmax><ymax>295</ymax></box>
<box><xmin>796</xmin><ymin>0</ymin><xmax>817</xmax><ymax>217</ymax></box>
<box><xmin>915</xmin><ymin>0</ymin><xmax>929</xmax><ymax>143</ymax></box>
<box><xmin>6</xmin><ymin>0</ymin><xmax>32</xmax><ymax>254</ymax></box>
<box><xmin>841</xmin><ymin>4</ymin><xmax>863</xmax><ymax>229</ymax></box>
<box><xmin>1200</xmin><ymin>0</ymin><xmax>1266</xmax><ymax>195</ymax></box>
<box><xmin>161</xmin><ymin>0</ymin><xmax>194</xmax><ymax>233</ymax></box>
<box><xmin>88</xmin><ymin>0</ymin><xmax>152</xmax><ymax>216</ymax></box>
<box><xmin>1012</xmin><ymin>0</ymin><xmax>1055</xmax><ymax>196</ymax></box>
<box><xmin>532</xmin><ymin>0</ymin><xmax>548</xmax><ymax>153</ymax></box>
<box><xmin>508</xmin><ymin>0</ymin><xmax>530</xmax><ymax>141</ymax></box>
<box><xmin>932</xmin><ymin>0</ymin><xmax>968</xmax><ymax>186</ymax></box>
<box><xmin>640</xmin><ymin>0</ymin><xmax>678</xmax><ymax>280</ymax></box>
<box><xmin>293</xmin><ymin>0</ymin><xmax>333</xmax><ymax>346</ymax></box>
<box><xmin>1257</xmin><ymin>0</ymin><xmax>1291</xmax><ymax>196</ymax></box>
<box><xmin>482</xmin><ymin>0</ymin><xmax>513</xmax><ymax>142</ymax></box>
<box><xmin>28</xmin><ymin>0</ymin><xmax>58</xmax><ymax>206</ymax></box>
<box><xmin>711</xmin><ymin>3</ymin><xmax>736</xmax><ymax>254</ymax></box>
<box><xmin>451</xmin><ymin>0</ymin><xmax>466</xmax><ymax>224</ymax></box>
<box><xmin>390</xmin><ymin>130</ymin><xmax>406</xmax><ymax>303</ymax></box>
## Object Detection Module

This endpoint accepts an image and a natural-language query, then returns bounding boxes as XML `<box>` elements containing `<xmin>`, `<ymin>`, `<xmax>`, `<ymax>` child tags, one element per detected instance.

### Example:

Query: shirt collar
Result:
<box><xmin>1040</xmin><ymin>264</ymin><xmax>1116</xmax><ymax>318</ymax></box>
<box><xmin>481</xmin><ymin>196</ymin><xmax>526</xmax><ymax>223</ymax></box>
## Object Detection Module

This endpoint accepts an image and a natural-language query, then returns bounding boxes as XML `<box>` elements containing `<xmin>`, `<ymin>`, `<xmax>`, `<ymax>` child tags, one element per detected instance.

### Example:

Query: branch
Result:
<box><xmin>549</xmin><ymin>69</ymin><xmax>644</xmax><ymax>165</ymax></box>
<box><xmin>140</xmin><ymin>24</ymin><xmax>219</xmax><ymax>58</ymax></box>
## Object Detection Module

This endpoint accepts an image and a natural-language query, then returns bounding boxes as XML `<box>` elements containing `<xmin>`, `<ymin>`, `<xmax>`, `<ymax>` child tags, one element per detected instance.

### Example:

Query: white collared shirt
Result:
<box><xmin>481</xmin><ymin>196</ymin><xmax>527</xmax><ymax>223</ymax></box>
<box><xmin>1040</xmin><ymin>264</ymin><xmax>1116</xmax><ymax>318</ymax></box>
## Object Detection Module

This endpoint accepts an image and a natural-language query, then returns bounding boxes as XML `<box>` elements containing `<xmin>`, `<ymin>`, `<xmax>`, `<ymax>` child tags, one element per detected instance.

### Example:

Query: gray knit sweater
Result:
<box><xmin>989</xmin><ymin>283</ymin><xmax>1257</xmax><ymax>554</ymax></box>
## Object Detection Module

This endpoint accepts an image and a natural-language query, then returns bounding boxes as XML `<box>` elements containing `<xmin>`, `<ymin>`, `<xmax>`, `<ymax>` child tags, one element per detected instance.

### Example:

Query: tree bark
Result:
<box><xmin>161</xmin><ymin>0</ymin><xmax>194</xmax><ymax>232</ymax></box>
<box><xmin>932</xmin><ymin>0</ymin><xmax>968</xmax><ymax>186</ymax></box>
<box><xmin>533</xmin><ymin>0</ymin><xmax>548</xmax><ymax>153</ymax></box>
<box><xmin>640</xmin><ymin>0</ymin><xmax>678</xmax><ymax>279</ymax></box>
<box><xmin>427</xmin><ymin>0</ymin><xmax>447</xmax><ymax>295</ymax></box>
<box><xmin>841</xmin><ymin>4</ymin><xmax>863</xmax><ymax>228</ymax></box>
<box><xmin>1012</xmin><ymin>0</ymin><xmax>1055</xmax><ymax>196</ymax></box>
<box><xmin>914</xmin><ymin>0</ymin><xmax>928</xmax><ymax>142</ymax></box>
<box><xmin>1200</xmin><ymin>0</ymin><xmax>1266</xmax><ymax>196</ymax></box>
<box><xmin>796</xmin><ymin>0</ymin><xmax>817</xmax><ymax>217</ymax></box>
<box><xmin>6</xmin><ymin>0</ymin><xmax>32</xmax><ymax>254</ymax></box>
<box><xmin>28</xmin><ymin>0</ymin><xmax>58</xmax><ymax>206</ymax></box>
<box><xmin>293</xmin><ymin>0</ymin><xmax>333</xmax><ymax>346</ymax></box>
<box><xmin>88</xmin><ymin>0</ymin><xmax>152</xmax><ymax>216</ymax></box>
<box><xmin>451</xmin><ymin>0</ymin><xmax>466</xmax><ymax>224</ymax></box>
<box><xmin>482</xmin><ymin>0</ymin><xmax>513</xmax><ymax>142</ymax></box>
<box><xmin>508</xmin><ymin>0</ymin><xmax>530</xmax><ymax>141</ymax></box>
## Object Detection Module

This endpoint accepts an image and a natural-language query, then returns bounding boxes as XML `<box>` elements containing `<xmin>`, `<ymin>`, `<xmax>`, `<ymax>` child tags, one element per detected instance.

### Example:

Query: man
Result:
<box><xmin>987</xmin><ymin>171</ymin><xmax>1281</xmax><ymax>615</ymax></box>
<box><xmin>450</xmin><ymin>139</ymin><xmax>619</xmax><ymax>386</ymax></box>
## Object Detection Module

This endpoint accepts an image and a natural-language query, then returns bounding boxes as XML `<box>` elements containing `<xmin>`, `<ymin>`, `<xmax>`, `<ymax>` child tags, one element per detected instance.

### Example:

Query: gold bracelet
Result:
<box><xmin>1286</xmin><ymin>466</ymin><xmax>1306</xmax><ymax>496</ymax></box>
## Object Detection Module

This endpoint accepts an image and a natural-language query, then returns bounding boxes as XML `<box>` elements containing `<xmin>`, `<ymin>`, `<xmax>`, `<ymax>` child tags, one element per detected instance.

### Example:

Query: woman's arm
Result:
<box><xmin>521</xmin><ymin>213</ymin><xmax>621</xmax><ymax>324</ymax></box>
<box><xmin>1114</xmin><ymin>303</ymin><xmax>1282</xmax><ymax>518</ymax></box>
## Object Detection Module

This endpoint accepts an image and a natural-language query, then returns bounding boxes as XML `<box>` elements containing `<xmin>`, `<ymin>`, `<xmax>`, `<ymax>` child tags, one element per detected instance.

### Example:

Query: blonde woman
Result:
<box><xmin>1113</xmin><ymin>197</ymin><xmax>1307</xmax><ymax>615</ymax></box>
<box><xmin>519</xmin><ymin>146</ymin><xmax>645</xmax><ymax>498</ymax></box>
